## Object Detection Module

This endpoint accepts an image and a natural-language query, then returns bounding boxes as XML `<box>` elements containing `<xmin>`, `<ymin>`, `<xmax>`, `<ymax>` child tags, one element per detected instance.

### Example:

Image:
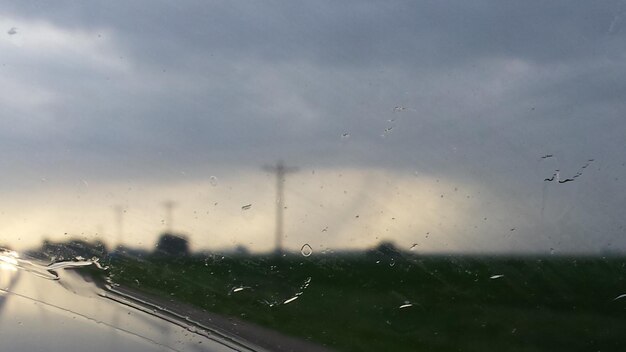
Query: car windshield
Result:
<box><xmin>2</xmin><ymin>1</ymin><xmax>626</xmax><ymax>351</ymax></box>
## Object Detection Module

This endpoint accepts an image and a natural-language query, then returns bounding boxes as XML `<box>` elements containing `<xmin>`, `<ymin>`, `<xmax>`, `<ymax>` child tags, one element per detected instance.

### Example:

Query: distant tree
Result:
<box><xmin>155</xmin><ymin>233</ymin><xmax>189</xmax><ymax>257</ymax></box>
<box><xmin>234</xmin><ymin>245</ymin><xmax>250</xmax><ymax>256</ymax></box>
<box><xmin>33</xmin><ymin>238</ymin><xmax>108</xmax><ymax>261</ymax></box>
<box><xmin>367</xmin><ymin>241</ymin><xmax>402</xmax><ymax>259</ymax></box>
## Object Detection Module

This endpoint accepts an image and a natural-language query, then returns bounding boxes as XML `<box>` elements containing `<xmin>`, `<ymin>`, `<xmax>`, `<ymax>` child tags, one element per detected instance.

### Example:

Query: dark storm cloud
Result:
<box><xmin>5</xmin><ymin>1</ymin><xmax>626</xmax><ymax>68</ymax></box>
<box><xmin>0</xmin><ymin>1</ymin><xmax>625</xmax><ymax>226</ymax></box>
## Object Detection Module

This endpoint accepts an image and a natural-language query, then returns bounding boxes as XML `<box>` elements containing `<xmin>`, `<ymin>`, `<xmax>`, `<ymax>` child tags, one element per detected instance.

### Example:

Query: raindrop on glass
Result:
<box><xmin>393</xmin><ymin>106</ymin><xmax>407</xmax><ymax>112</ymax></box>
<box><xmin>300</xmin><ymin>244</ymin><xmax>313</xmax><ymax>257</ymax></box>
<box><xmin>209</xmin><ymin>176</ymin><xmax>218</xmax><ymax>186</ymax></box>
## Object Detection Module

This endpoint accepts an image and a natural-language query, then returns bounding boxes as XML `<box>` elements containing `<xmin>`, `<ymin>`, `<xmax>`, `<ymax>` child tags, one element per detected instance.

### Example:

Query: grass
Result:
<box><xmin>106</xmin><ymin>252</ymin><xmax>626</xmax><ymax>351</ymax></box>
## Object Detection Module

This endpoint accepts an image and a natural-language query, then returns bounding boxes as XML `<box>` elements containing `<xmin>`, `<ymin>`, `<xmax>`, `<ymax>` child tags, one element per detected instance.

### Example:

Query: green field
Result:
<box><xmin>106</xmin><ymin>251</ymin><xmax>626</xmax><ymax>351</ymax></box>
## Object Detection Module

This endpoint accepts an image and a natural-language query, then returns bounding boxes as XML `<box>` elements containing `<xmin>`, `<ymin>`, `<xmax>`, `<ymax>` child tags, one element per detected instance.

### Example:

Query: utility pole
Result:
<box><xmin>263</xmin><ymin>161</ymin><xmax>298</xmax><ymax>255</ymax></box>
<box><xmin>114</xmin><ymin>205</ymin><xmax>124</xmax><ymax>247</ymax></box>
<box><xmin>163</xmin><ymin>200</ymin><xmax>176</xmax><ymax>233</ymax></box>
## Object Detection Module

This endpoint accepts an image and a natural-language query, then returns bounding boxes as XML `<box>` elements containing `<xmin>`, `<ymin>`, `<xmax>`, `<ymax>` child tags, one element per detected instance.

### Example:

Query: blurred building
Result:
<box><xmin>154</xmin><ymin>233</ymin><xmax>189</xmax><ymax>257</ymax></box>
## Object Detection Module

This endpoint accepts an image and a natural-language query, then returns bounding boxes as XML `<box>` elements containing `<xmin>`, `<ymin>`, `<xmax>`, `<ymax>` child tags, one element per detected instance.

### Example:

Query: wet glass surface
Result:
<box><xmin>2</xmin><ymin>1</ymin><xmax>626</xmax><ymax>351</ymax></box>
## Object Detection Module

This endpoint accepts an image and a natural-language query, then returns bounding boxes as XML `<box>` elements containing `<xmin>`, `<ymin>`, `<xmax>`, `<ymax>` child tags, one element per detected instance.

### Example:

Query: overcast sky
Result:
<box><xmin>1</xmin><ymin>1</ymin><xmax>626</xmax><ymax>254</ymax></box>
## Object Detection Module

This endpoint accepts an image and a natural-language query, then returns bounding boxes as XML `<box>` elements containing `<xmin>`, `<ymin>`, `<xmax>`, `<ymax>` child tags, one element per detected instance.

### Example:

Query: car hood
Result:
<box><xmin>0</xmin><ymin>253</ymin><xmax>265</xmax><ymax>352</ymax></box>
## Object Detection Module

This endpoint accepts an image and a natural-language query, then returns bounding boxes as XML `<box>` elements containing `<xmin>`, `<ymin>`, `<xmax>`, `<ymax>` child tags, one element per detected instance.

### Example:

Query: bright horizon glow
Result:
<box><xmin>0</xmin><ymin>167</ymin><xmax>531</xmax><ymax>254</ymax></box>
